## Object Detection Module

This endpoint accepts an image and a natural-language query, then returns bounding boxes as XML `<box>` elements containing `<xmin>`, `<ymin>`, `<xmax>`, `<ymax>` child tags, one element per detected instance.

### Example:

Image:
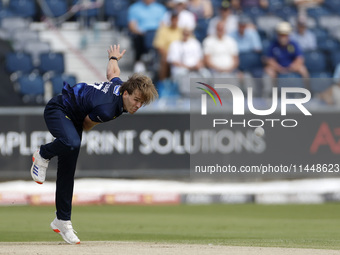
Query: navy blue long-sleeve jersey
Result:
<box><xmin>61</xmin><ymin>77</ymin><xmax>126</xmax><ymax>125</ymax></box>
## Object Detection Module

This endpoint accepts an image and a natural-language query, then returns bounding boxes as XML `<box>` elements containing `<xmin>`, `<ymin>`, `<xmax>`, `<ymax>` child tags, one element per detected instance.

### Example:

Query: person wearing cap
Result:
<box><xmin>264</xmin><ymin>22</ymin><xmax>309</xmax><ymax>90</ymax></box>
<box><xmin>207</xmin><ymin>0</ymin><xmax>238</xmax><ymax>36</ymax></box>
<box><xmin>290</xmin><ymin>19</ymin><xmax>317</xmax><ymax>52</ymax></box>
<box><xmin>162</xmin><ymin>0</ymin><xmax>196</xmax><ymax>31</ymax></box>
<box><xmin>153</xmin><ymin>11</ymin><xmax>183</xmax><ymax>80</ymax></box>
<box><xmin>230</xmin><ymin>15</ymin><xmax>262</xmax><ymax>53</ymax></box>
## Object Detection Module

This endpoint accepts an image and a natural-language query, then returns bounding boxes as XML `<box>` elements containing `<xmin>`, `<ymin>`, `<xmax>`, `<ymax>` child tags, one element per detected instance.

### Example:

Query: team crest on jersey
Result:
<box><xmin>113</xmin><ymin>85</ymin><xmax>121</xmax><ymax>96</ymax></box>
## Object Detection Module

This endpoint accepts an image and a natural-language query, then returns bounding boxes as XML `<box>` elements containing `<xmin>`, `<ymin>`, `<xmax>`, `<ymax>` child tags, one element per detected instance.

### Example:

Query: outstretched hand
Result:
<box><xmin>107</xmin><ymin>45</ymin><xmax>126</xmax><ymax>61</ymax></box>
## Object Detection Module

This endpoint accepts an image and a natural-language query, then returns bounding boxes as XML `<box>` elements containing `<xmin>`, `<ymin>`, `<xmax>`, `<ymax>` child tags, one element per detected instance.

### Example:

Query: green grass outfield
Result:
<box><xmin>1</xmin><ymin>204</ymin><xmax>340</xmax><ymax>249</ymax></box>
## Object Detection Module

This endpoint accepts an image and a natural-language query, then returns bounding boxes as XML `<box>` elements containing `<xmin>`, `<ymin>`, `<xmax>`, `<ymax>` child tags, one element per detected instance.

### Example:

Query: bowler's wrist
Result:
<box><xmin>109</xmin><ymin>56</ymin><xmax>119</xmax><ymax>61</ymax></box>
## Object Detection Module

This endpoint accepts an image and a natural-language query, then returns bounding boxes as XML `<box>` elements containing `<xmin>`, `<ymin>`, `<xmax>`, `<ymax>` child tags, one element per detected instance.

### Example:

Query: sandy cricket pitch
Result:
<box><xmin>1</xmin><ymin>241</ymin><xmax>340</xmax><ymax>255</ymax></box>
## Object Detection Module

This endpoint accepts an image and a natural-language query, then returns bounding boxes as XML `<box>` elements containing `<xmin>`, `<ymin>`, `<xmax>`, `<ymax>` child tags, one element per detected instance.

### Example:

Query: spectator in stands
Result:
<box><xmin>162</xmin><ymin>0</ymin><xmax>196</xmax><ymax>31</ymax></box>
<box><xmin>128</xmin><ymin>0</ymin><xmax>166</xmax><ymax>73</ymax></box>
<box><xmin>230</xmin><ymin>15</ymin><xmax>262</xmax><ymax>95</ymax></box>
<box><xmin>264</xmin><ymin>22</ymin><xmax>309</xmax><ymax>88</ymax></box>
<box><xmin>231</xmin><ymin>0</ymin><xmax>268</xmax><ymax>11</ymax></box>
<box><xmin>207</xmin><ymin>0</ymin><xmax>238</xmax><ymax>36</ymax></box>
<box><xmin>203</xmin><ymin>20</ymin><xmax>239</xmax><ymax>77</ymax></box>
<box><xmin>331</xmin><ymin>64</ymin><xmax>340</xmax><ymax>105</ymax></box>
<box><xmin>187</xmin><ymin>0</ymin><xmax>214</xmax><ymax>20</ymax></box>
<box><xmin>313</xmin><ymin>64</ymin><xmax>340</xmax><ymax>105</ymax></box>
<box><xmin>288</xmin><ymin>0</ymin><xmax>324</xmax><ymax>20</ymax></box>
<box><xmin>153</xmin><ymin>11</ymin><xmax>182</xmax><ymax>80</ymax></box>
<box><xmin>230</xmin><ymin>15</ymin><xmax>262</xmax><ymax>53</ymax></box>
<box><xmin>334</xmin><ymin>63</ymin><xmax>340</xmax><ymax>85</ymax></box>
<box><xmin>328</xmin><ymin>63</ymin><xmax>340</xmax><ymax>104</ymax></box>
<box><xmin>167</xmin><ymin>28</ymin><xmax>207</xmax><ymax>95</ymax></box>
<box><xmin>290</xmin><ymin>19</ymin><xmax>317</xmax><ymax>52</ymax></box>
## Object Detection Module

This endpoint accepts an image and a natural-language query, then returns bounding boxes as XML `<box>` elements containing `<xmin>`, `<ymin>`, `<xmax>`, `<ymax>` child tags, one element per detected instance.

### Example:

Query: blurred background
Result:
<box><xmin>0</xmin><ymin>0</ymin><xmax>340</xmax><ymax>206</ymax></box>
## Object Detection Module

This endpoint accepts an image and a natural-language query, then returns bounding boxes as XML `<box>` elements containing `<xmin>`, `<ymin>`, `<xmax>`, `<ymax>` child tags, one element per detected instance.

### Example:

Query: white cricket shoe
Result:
<box><xmin>30</xmin><ymin>150</ymin><xmax>49</xmax><ymax>184</ymax></box>
<box><xmin>50</xmin><ymin>217</ymin><xmax>81</xmax><ymax>244</ymax></box>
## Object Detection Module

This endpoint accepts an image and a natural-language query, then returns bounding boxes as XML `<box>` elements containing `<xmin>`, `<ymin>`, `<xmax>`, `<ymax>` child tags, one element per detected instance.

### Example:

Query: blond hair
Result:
<box><xmin>120</xmin><ymin>73</ymin><xmax>158</xmax><ymax>105</ymax></box>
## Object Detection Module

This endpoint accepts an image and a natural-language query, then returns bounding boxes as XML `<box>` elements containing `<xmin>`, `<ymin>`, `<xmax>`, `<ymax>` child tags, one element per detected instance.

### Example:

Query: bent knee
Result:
<box><xmin>61</xmin><ymin>138</ymin><xmax>81</xmax><ymax>151</ymax></box>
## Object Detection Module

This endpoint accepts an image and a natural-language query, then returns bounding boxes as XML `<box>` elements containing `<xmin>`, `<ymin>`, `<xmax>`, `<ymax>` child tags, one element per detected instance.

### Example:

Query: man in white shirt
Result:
<box><xmin>203</xmin><ymin>20</ymin><xmax>239</xmax><ymax>77</ymax></box>
<box><xmin>162</xmin><ymin>0</ymin><xmax>196</xmax><ymax>31</ymax></box>
<box><xmin>167</xmin><ymin>28</ymin><xmax>207</xmax><ymax>95</ymax></box>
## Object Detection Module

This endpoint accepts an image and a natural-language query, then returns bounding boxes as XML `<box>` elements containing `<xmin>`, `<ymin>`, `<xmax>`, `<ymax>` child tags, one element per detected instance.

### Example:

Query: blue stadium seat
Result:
<box><xmin>18</xmin><ymin>73</ymin><xmax>44</xmax><ymax>95</ymax></box>
<box><xmin>144</xmin><ymin>30</ymin><xmax>157</xmax><ymax>51</ymax></box>
<box><xmin>115</xmin><ymin>9</ymin><xmax>128</xmax><ymax>30</ymax></box>
<box><xmin>307</xmin><ymin>6</ymin><xmax>331</xmax><ymax>18</ymax></box>
<box><xmin>330</xmin><ymin>51</ymin><xmax>340</xmax><ymax>70</ymax></box>
<box><xmin>104</xmin><ymin>0</ymin><xmax>130</xmax><ymax>30</ymax></box>
<box><xmin>310</xmin><ymin>27</ymin><xmax>329</xmax><ymax>41</ymax></box>
<box><xmin>261</xmin><ymin>39</ymin><xmax>271</xmax><ymax>52</ymax></box>
<box><xmin>39</xmin><ymin>52</ymin><xmax>65</xmax><ymax>74</ymax></box>
<box><xmin>17</xmin><ymin>73</ymin><xmax>45</xmax><ymax>104</ymax></box>
<box><xmin>194</xmin><ymin>18</ymin><xmax>210</xmax><ymax>42</ymax></box>
<box><xmin>304</xmin><ymin>51</ymin><xmax>327</xmax><ymax>73</ymax></box>
<box><xmin>323</xmin><ymin>0</ymin><xmax>340</xmax><ymax>12</ymax></box>
<box><xmin>8</xmin><ymin>0</ymin><xmax>36</xmax><ymax>18</ymax></box>
<box><xmin>268</xmin><ymin>0</ymin><xmax>285</xmax><ymax>12</ymax></box>
<box><xmin>274</xmin><ymin>6</ymin><xmax>298</xmax><ymax>19</ymax></box>
<box><xmin>5</xmin><ymin>52</ymin><xmax>34</xmax><ymax>74</ymax></box>
<box><xmin>211</xmin><ymin>0</ymin><xmax>223</xmax><ymax>16</ymax></box>
<box><xmin>50</xmin><ymin>73</ymin><xmax>77</xmax><ymax>95</ymax></box>
<box><xmin>239</xmin><ymin>52</ymin><xmax>263</xmax><ymax>72</ymax></box>
<box><xmin>257</xmin><ymin>29</ymin><xmax>267</xmax><ymax>41</ymax></box>
<box><xmin>73</xmin><ymin>0</ymin><xmax>99</xmax><ymax>19</ymax></box>
<box><xmin>0</xmin><ymin>8</ymin><xmax>14</xmax><ymax>19</ymax></box>
<box><xmin>317</xmin><ymin>37</ymin><xmax>340</xmax><ymax>52</ymax></box>
<box><xmin>42</xmin><ymin>0</ymin><xmax>68</xmax><ymax>17</ymax></box>
<box><xmin>104</xmin><ymin>0</ymin><xmax>130</xmax><ymax>18</ymax></box>
<box><xmin>243</xmin><ymin>6</ymin><xmax>267</xmax><ymax>21</ymax></box>
<box><xmin>309</xmin><ymin>72</ymin><xmax>333</xmax><ymax>93</ymax></box>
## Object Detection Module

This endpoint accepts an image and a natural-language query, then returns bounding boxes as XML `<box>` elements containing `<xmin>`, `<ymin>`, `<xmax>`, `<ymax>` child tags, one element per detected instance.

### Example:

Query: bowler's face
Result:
<box><xmin>122</xmin><ymin>89</ymin><xmax>144</xmax><ymax>114</ymax></box>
